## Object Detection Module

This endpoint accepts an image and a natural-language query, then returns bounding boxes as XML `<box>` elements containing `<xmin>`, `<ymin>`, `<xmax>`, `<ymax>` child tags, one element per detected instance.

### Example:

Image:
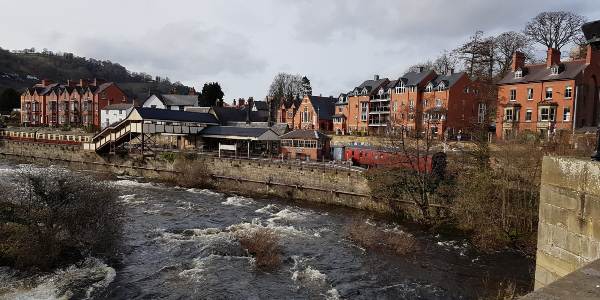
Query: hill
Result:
<box><xmin>0</xmin><ymin>47</ymin><xmax>196</xmax><ymax>107</ymax></box>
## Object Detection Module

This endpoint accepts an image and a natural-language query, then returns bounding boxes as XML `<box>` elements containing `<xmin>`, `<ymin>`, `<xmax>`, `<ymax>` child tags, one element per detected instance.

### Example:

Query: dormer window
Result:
<box><xmin>378</xmin><ymin>89</ymin><xmax>384</xmax><ymax>95</ymax></box>
<box><xmin>515</xmin><ymin>70</ymin><xmax>523</xmax><ymax>78</ymax></box>
<box><xmin>437</xmin><ymin>82</ymin><xmax>445</xmax><ymax>91</ymax></box>
<box><xmin>550</xmin><ymin>66</ymin><xmax>559</xmax><ymax>75</ymax></box>
<box><xmin>425</xmin><ymin>84</ymin><xmax>433</xmax><ymax>93</ymax></box>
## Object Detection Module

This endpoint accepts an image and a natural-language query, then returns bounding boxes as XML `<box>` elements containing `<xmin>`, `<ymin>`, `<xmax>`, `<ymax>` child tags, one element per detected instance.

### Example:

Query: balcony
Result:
<box><xmin>370</xmin><ymin>97</ymin><xmax>390</xmax><ymax>103</ymax></box>
<box><xmin>368</xmin><ymin>115</ymin><xmax>389</xmax><ymax>127</ymax></box>
<box><xmin>369</xmin><ymin>107</ymin><xmax>390</xmax><ymax>114</ymax></box>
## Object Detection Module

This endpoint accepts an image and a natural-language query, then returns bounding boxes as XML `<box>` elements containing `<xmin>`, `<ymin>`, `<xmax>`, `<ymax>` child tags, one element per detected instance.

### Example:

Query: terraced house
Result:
<box><xmin>20</xmin><ymin>79</ymin><xmax>128</xmax><ymax>128</ymax></box>
<box><xmin>497</xmin><ymin>45</ymin><xmax>600</xmax><ymax>139</ymax></box>
<box><xmin>337</xmin><ymin>69</ymin><xmax>479</xmax><ymax>137</ymax></box>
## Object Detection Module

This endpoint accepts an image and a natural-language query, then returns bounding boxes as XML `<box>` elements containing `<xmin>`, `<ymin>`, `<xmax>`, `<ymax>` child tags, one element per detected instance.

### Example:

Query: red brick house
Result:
<box><xmin>496</xmin><ymin>46</ymin><xmax>600</xmax><ymax>139</ymax></box>
<box><xmin>21</xmin><ymin>79</ymin><xmax>128</xmax><ymax>128</ymax></box>
<box><xmin>279</xmin><ymin>129</ymin><xmax>331</xmax><ymax>160</ymax></box>
<box><xmin>291</xmin><ymin>95</ymin><xmax>336</xmax><ymax>131</ymax></box>
<box><xmin>276</xmin><ymin>97</ymin><xmax>302</xmax><ymax>129</ymax></box>
<box><xmin>333</xmin><ymin>93</ymin><xmax>349</xmax><ymax>134</ymax></box>
<box><xmin>345</xmin><ymin>75</ymin><xmax>389</xmax><ymax>134</ymax></box>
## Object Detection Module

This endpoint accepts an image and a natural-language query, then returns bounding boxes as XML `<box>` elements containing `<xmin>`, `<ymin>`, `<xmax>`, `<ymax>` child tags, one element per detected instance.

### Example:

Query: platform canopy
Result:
<box><xmin>200</xmin><ymin>126</ymin><xmax>280</xmax><ymax>141</ymax></box>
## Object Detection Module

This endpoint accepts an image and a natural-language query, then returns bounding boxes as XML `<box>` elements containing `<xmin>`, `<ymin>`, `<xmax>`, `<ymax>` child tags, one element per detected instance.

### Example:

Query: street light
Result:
<box><xmin>582</xmin><ymin>20</ymin><xmax>600</xmax><ymax>161</ymax></box>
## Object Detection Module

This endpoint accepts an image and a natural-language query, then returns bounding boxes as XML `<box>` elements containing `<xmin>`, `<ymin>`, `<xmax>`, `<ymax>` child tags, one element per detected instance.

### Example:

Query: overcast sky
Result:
<box><xmin>3</xmin><ymin>0</ymin><xmax>600</xmax><ymax>101</ymax></box>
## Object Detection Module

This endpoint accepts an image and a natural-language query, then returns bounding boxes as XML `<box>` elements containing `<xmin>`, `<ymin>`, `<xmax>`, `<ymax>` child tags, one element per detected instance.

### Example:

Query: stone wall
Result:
<box><xmin>0</xmin><ymin>140</ymin><xmax>386</xmax><ymax>213</ymax></box>
<box><xmin>534</xmin><ymin>156</ymin><xmax>600</xmax><ymax>289</ymax></box>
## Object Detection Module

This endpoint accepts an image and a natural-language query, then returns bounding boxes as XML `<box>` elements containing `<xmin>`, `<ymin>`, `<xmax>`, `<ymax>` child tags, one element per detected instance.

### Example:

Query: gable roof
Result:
<box><xmin>159</xmin><ymin>94</ymin><xmax>199</xmax><ymax>106</ymax></box>
<box><xmin>498</xmin><ymin>60</ymin><xmax>587</xmax><ymax>85</ymax></box>
<box><xmin>252</xmin><ymin>100</ymin><xmax>268</xmax><ymax>111</ymax></box>
<box><xmin>307</xmin><ymin>96</ymin><xmax>336</xmax><ymax>120</ymax></box>
<box><xmin>133</xmin><ymin>107</ymin><xmax>219</xmax><ymax>124</ymax></box>
<box><xmin>429</xmin><ymin>72</ymin><xmax>465</xmax><ymax>89</ymax></box>
<box><xmin>200</xmin><ymin>126</ymin><xmax>280</xmax><ymax>141</ymax></box>
<box><xmin>398</xmin><ymin>70</ymin><xmax>436</xmax><ymax>87</ymax></box>
<box><xmin>280</xmin><ymin>129</ymin><xmax>330</xmax><ymax>141</ymax></box>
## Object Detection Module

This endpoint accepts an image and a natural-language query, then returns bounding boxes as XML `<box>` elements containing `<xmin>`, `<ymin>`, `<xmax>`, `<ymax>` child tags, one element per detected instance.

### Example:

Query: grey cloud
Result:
<box><xmin>73</xmin><ymin>21</ymin><xmax>266</xmax><ymax>82</ymax></box>
<box><xmin>291</xmin><ymin>0</ymin><xmax>600</xmax><ymax>43</ymax></box>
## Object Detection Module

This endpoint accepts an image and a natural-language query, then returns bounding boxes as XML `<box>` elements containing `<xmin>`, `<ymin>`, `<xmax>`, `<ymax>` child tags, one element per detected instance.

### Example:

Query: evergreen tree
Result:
<box><xmin>301</xmin><ymin>76</ymin><xmax>312</xmax><ymax>96</ymax></box>
<box><xmin>0</xmin><ymin>88</ymin><xmax>20</xmax><ymax>111</ymax></box>
<box><xmin>199</xmin><ymin>82</ymin><xmax>224</xmax><ymax>107</ymax></box>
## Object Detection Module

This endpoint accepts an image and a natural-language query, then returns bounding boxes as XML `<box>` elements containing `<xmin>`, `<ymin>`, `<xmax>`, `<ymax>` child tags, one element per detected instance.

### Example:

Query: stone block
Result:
<box><xmin>541</xmin><ymin>157</ymin><xmax>587</xmax><ymax>191</ymax></box>
<box><xmin>565</xmin><ymin>232</ymin><xmax>584</xmax><ymax>256</ymax></box>
<box><xmin>541</xmin><ymin>184</ymin><xmax>579</xmax><ymax>210</ymax></box>
<box><xmin>582</xmin><ymin>239</ymin><xmax>600</xmax><ymax>261</ymax></box>
<box><xmin>536</xmin><ymin>249</ymin><xmax>577</xmax><ymax>278</ymax></box>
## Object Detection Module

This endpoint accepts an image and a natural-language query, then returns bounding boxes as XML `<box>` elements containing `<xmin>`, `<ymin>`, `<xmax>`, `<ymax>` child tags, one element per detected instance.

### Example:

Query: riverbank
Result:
<box><xmin>0</xmin><ymin>162</ymin><xmax>535</xmax><ymax>299</ymax></box>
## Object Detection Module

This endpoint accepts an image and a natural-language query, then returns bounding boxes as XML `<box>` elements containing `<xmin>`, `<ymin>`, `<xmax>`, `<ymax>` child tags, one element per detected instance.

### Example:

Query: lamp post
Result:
<box><xmin>582</xmin><ymin>20</ymin><xmax>600</xmax><ymax>160</ymax></box>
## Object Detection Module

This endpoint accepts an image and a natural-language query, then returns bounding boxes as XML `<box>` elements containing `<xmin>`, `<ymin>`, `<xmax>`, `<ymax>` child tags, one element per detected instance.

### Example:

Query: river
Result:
<box><xmin>0</xmin><ymin>163</ymin><xmax>533</xmax><ymax>299</ymax></box>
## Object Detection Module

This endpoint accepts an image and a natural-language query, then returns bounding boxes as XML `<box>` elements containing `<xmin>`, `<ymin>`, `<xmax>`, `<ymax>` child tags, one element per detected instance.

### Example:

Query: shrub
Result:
<box><xmin>172</xmin><ymin>157</ymin><xmax>213</xmax><ymax>188</ymax></box>
<box><xmin>0</xmin><ymin>167</ymin><xmax>124</xmax><ymax>271</ymax></box>
<box><xmin>237</xmin><ymin>228</ymin><xmax>281</xmax><ymax>270</ymax></box>
<box><xmin>347</xmin><ymin>221</ymin><xmax>417</xmax><ymax>255</ymax></box>
<box><xmin>159</xmin><ymin>151</ymin><xmax>177</xmax><ymax>163</ymax></box>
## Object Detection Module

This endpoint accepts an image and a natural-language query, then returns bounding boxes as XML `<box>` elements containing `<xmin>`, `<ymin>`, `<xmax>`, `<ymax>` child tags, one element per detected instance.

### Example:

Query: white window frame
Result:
<box><xmin>527</xmin><ymin>88</ymin><xmax>534</xmax><ymax>100</ymax></box>
<box><xmin>525</xmin><ymin>109</ymin><xmax>532</xmax><ymax>122</ymax></box>
<box><xmin>565</xmin><ymin>86</ymin><xmax>572</xmax><ymax>99</ymax></box>
<box><xmin>545</xmin><ymin>87</ymin><xmax>553</xmax><ymax>100</ymax></box>
<box><xmin>509</xmin><ymin>89</ymin><xmax>517</xmax><ymax>101</ymax></box>
<box><xmin>563</xmin><ymin>107</ymin><xmax>571</xmax><ymax>121</ymax></box>
<box><xmin>515</xmin><ymin>70</ymin><xmax>523</xmax><ymax>78</ymax></box>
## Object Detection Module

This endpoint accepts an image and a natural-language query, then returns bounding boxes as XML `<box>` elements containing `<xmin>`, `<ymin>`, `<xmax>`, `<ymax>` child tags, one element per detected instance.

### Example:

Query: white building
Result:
<box><xmin>100</xmin><ymin>103</ymin><xmax>134</xmax><ymax>128</ymax></box>
<box><xmin>142</xmin><ymin>94</ymin><xmax>199</xmax><ymax>111</ymax></box>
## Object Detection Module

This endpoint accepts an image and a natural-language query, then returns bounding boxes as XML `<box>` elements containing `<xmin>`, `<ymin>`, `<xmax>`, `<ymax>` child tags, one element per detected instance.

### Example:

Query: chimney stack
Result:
<box><xmin>233</xmin><ymin>99</ymin><xmax>237</xmax><ymax>107</ymax></box>
<box><xmin>511</xmin><ymin>51</ymin><xmax>526</xmax><ymax>72</ymax></box>
<box><xmin>418</xmin><ymin>66</ymin><xmax>425</xmax><ymax>73</ymax></box>
<box><xmin>374</xmin><ymin>74</ymin><xmax>380</xmax><ymax>80</ymax></box>
<box><xmin>447</xmin><ymin>68</ymin><xmax>455</xmax><ymax>75</ymax></box>
<box><xmin>40</xmin><ymin>79</ymin><xmax>51</xmax><ymax>86</ymax></box>
<box><xmin>238</xmin><ymin>98</ymin><xmax>245</xmax><ymax>107</ymax></box>
<box><xmin>546</xmin><ymin>48</ymin><xmax>561</xmax><ymax>68</ymax></box>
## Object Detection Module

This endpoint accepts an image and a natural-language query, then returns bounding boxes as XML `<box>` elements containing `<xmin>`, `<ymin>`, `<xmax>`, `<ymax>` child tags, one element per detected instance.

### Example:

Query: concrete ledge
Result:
<box><xmin>523</xmin><ymin>259</ymin><xmax>600</xmax><ymax>299</ymax></box>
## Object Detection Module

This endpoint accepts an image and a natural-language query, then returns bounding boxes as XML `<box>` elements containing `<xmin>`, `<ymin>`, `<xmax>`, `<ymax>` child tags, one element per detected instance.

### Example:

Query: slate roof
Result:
<box><xmin>429</xmin><ymin>72</ymin><xmax>465</xmax><ymax>88</ymax></box>
<box><xmin>279</xmin><ymin>129</ymin><xmax>330</xmax><ymax>141</ymax></box>
<box><xmin>252</xmin><ymin>100</ymin><xmax>268</xmax><ymax>111</ymax></box>
<box><xmin>212</xmin><ymin>106</ymin><xmax>268</xmax><ymax>124</ymax></box>
<box><xmin>159</xmin><ymin>94</ymin><xmax>199</xmax><ymax>106</ymax></box>
<box><xmin>396</xmin><ymin>70</ymin><xmax>436</xmax><ymax>87</ymax></box>
<box><xmin>102</xmin><ymin>103</ymin><xmax>134</xmax><ymax>111</ymax></box>
<box><xmin>308</xmin><ymin>96</ymin><xmax>336</xmax><ymax>120</ymax></box>
<box><xmin>498</xmin><ymin>60</ymin><xmax>588</xmax><ymax>85</ymax></box>
<box><xmin>200</xmin><ymin>126</ymin><xmax>274</xmax><ymax>138</ymax></box>
<box><xmin>135</xmin><ymin>107</ymin><xmax>219</xmax><ymax>124</ymax></box>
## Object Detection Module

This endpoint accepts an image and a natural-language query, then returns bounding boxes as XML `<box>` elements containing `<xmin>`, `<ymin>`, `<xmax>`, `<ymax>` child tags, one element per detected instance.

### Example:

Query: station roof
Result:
<box><xmin>200</xmin><ymin>126</ymin><xmax>280</xmax><ymax>141</ymax></box>
<box><xmin>131</xmin><ymin>107</ymin><xmax>219</xmax><ymax>124</ymax></box>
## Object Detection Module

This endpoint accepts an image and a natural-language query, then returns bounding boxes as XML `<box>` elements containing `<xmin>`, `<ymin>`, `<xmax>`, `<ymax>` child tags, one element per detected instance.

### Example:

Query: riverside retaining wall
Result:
<box><xmin>534</xmin><ymin>156</ymin><xmax>600</xmax><ymax>289</ymax></box>
<box><xmin>0</xmin><ymin>140</ymin><xmax>386</xmax><ymax>213</ymax></box>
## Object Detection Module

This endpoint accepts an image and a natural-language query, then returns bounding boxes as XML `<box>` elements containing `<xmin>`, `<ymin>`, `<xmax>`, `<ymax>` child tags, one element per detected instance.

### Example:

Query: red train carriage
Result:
<box><xmin>341</xmin><ymin>145</ymin><xmax>445</xmax><ymax>172</ymax></box>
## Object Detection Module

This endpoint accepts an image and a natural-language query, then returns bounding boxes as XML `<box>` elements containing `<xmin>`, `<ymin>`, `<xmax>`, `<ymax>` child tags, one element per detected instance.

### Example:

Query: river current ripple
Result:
<box><xmin>0</xmin><ymin>163</ymin><xmax>533</xmax><ymax>299</ymax></box>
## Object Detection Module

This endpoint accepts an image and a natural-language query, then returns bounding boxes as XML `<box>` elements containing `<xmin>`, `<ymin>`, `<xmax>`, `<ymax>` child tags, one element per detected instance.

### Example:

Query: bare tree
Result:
<box><xmin>455</xmin><ymin>30</ymin><xmax>487</xmax><ymax>77</ymax></box>
<box><xmin>267</xmin><ymin>73</ymin><xmax>304</xmax><ymax>109</ymax></box>
<box><xmin>433</xmin><ymin>50</ymin><xmax>459</xmax><ymax>74</ymax></box>
<box><xmin>494</xmin><ymin>31</ymin><xmax>533</xmax><ymax>77</ymax></box>
<box><xmin>523</xmin><ymin>11</ymin><xmax>586</xmax><ymax>51</ymax></box>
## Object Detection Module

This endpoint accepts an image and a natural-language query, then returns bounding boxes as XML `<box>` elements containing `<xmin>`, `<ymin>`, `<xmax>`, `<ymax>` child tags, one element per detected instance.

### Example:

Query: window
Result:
<box><xmin>545</xmin><ymin>87</ymin><xmax>553</xmax><ymax>99</ymax></box>
<box><xmin>435</xmin><ymin>99</ymin><xmax>443</xmax><ymax>107</ymax></box>
<box><xmin>525</xmin><ymin>109</ymin><xmax>532</xmax><ymax>121</ymax></box>
<box><xmin>426</xmin><ymin>84</ymin><xmax>433</xmax><ymax>93</ymax></box>
<box><xmin>478</xmin><ymin>103</ymin><xmax>486</xmax><ymax>123</ymax></box>
<box><xmin>527</xmin><ymin>88</ymin><xmax>534</xmax><ymax>100</ymax></box>
<box><xmin>423</xmin><ymin>99</ymin><xmax>428</xmax><ymax>107</ymax></box>
<box><xmin>409</xmin><ymin>99</ymin><xmax>415</xmax><ymax>108</ymax></box>
<box><xmin>510</xmin><ymin>89</ymin><xmax>516</xmax><ymax>101</ymax></box>
<box><xmin>393</xmin><ymin>102</ymin><xmax>398</xmax><ymax>112</ymax></box>
<box><xmin>504</xmin><ymin>108</ymin><xmax>514</xmax><ymax>121</ymax></box>
<box><xmin>151</xmin><ymin>105</ymin><xmax>157</xmax><ymax>108</ymax></box>
<box><xmin>565</xmin><ymin>86</ymin><xmax>572</xmax><ymax>99</ymax></box>
<box><xmin>301</xmin><ymin>107</ymin><xmax>310</xmax><ymax>123</ymax></box>
<box><xmin>396</xmin><ymin>84</ymin><xmax>405</xmax><ymax>93</ymax></box>
<box><xmin>360</xmin><ymin>102</ymin><xmax>368</xmax><ymax>121</ymax></box>
<box><xmin>551</xmin><ymin>66</ymin><xmax>559</xmax><ymax>75</ymax></box>
<box><xmin>539</xmin><ymin>107</ymin><xmax>556</xmax><ymax>121</ymax></box>
<box><xmin>563</xmin><ymin>107</ymin><xmax>571</xmax><ymax>121</ymax></box>
<box><xmin>179</xmin><ymin>105</ymin><xmax>185</xmax><ymax>111</ymax></box>
<box><xmin>515</xmin><ymin>70</ymin><xmax>523</xmax><ymax>78</ymax></box>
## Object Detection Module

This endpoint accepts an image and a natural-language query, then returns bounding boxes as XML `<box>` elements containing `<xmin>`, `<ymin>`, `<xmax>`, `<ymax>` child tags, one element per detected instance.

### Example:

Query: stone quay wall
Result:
<box><xmin>0</xmin><ymin>140</ymin><xmax>387</xmax><ymax>213</ymax></box>
<box><xmin>534</xmin><ymin>156</ymin><xmax>600</xmax><ymax>289</ymax></box>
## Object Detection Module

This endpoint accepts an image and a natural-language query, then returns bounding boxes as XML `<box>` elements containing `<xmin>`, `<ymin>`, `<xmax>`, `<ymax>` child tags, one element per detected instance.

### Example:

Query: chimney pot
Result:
<box><xmin>448</xmin><ymin>68</ymin><xmax>455</xmax><ymax>75</ymax></box>
<box><xmin>418</xmin><ymin>66</ymin><xmax>424</xmax><ymax>73</ymax></box>
<box><xmin>374</xmin><ymin>74</ymin><xmax>380</xmax><ymax>80</ymax></box>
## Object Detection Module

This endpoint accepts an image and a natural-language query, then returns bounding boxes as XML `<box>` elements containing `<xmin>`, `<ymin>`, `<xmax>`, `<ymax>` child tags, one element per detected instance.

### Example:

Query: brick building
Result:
<box><xmin>279</xmin><ymin>129</ymin><xmax>331</xmax><ymax>160</ymax></box>
<box><xmin>290</xmin><ymin>95</ymin><xmax>335</xmax><ymax>131</ymax></box>
<box><xmin>497</xmin><ymin>46</ymin><xmax>600</xmax><ymax>139</ymax></box>
<box><xmin>277</xmin><ymin>97</ymin><xmax>302</xmax><ymax>129</ymax></box>
<box><xmin>336</xmin><ymin>70</ymin><xmax>479</xmax><ymax>137</ymax></box>
<box><xmin>20</xmin><ymin>79</ymin><xmax>128</xmax><ymax>128</ymax></box>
